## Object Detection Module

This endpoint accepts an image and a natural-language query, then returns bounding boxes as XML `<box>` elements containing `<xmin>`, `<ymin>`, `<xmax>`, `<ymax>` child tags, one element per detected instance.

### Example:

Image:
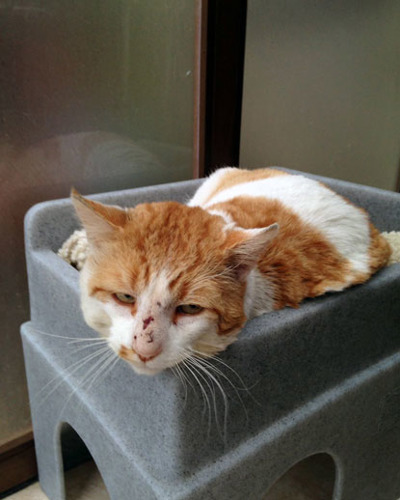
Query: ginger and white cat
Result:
<box><xmin>72</xmin><ymin>168</ymin><xmax>391</xmax><ymax>375</ymax></box>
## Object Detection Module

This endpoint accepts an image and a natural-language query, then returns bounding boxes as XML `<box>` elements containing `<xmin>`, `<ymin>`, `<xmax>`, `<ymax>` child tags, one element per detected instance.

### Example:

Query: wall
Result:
<box><xmin>240</xmin><ymin>0</ymin><xmax>399</xmax><ymax>190</ymax></box>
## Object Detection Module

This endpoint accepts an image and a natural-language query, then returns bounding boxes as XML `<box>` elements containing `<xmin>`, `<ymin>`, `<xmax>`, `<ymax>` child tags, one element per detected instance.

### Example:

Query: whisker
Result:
<box><xmin>35</xmin><ymin>346</ymin><xmax>111</xmax><ymax>407</ymax></box>
<box><xmin>185</xmin><ymin>355</ymin><xmax>227</xmax><ymax>440</ymax></box>
<box><xmin>193</xmin><ymin>351</ymin><xmax>242</xmax><ymax>378</ymax></box>
<box><xmin>68</xmin><ymin>337</ymin><xmax>108</xmax><ymax>345</ymax></box>
<box><xmin>191</xmin><ymin>354</ymin><xmax>248</xmax><ymax>408</ymax></box>
<box><xmin>172</xmin><ymin>348</ymin><xmax>196</xmax><ymax>395</ymax></box>
<box><xmin>73</xmin><ymin>340</ymin><xmax>109</xmax><ymax>354</ymax></box>
<box><xmin>86</xmin><ymin>349</ymin><xmax>120</xmax><ymax>390</ymax></box>
<box><xmin>176</xmin><ymin>360</ymin><xmax>196</xmax><ymax>408</ymax></box>
<box><xmin>182</xmin><ymin>359</ymin><xmax>212</xmax><ymax>431</ymax></box>
<box><xmin>193</xmin><ymin>355</ymin><xmax>250</xmax><ymax>428</ymax></box>
<box><xmin>208</xmin><ymin>355</ymin><xmax>261</xmax><ymax>408</ymax></box>
<box><xmin>34</xmin><ymin>328</ymin><xmax>101</xmax><ymax>342</ymax></box>
<box><xmin>57</xmin><ymin>350</ymin><xmax>117</xmax><ymax>419</ymax></box>
<box><xmin>57</xmin><ymin>350</ymin><xmax>113</xmax><ymax>418</ymax></box>
<box><xmin>95</xmin><ymin>356</ymin><xmax>120</xmax><ymax>388</ymax></box>
<box><xmin>83</xmin><ymin>351</ymin><xmax>116</xmax><ymax>392</ymax></box>
<box><xmin>35</xmin><ymin>346</ymin><xmax>109</xmax><ymax>399</ymax></box>
<box><xmin>186</xmin><ymin>357</ymin><xmax>229</xmax><ymax>443</ymax></box>
<box><xmin>172</xmin><ymin>365</ymin><xmax>188</xmax><ymax>404</ymax></box>
<box><xmin>191</xmin><ymin>349</ymin><xmax>261</xmax><ymax>403</ymax></box>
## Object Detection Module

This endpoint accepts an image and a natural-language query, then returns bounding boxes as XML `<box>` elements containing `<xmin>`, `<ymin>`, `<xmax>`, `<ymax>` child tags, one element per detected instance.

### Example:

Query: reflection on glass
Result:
<box><xmin>0</xmin><ymin>0</ymin><xmax>195</xmax><ymax>445</ymax></box>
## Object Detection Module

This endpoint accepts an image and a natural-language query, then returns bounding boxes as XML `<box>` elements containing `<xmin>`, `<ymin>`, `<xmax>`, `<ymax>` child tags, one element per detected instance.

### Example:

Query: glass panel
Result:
<box><xmin>241</xmin><ymin>0</ymin><xmax>400</xmax><ymax>191</ymax></box>
<box><xmin>0</xmin><ymin>0</ymin><xmax>195</xmax><ymax>446</ymax></box>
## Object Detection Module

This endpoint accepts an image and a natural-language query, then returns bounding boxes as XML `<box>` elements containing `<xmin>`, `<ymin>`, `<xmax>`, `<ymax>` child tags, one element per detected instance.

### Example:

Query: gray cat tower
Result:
<box><xmin>21</xmin><ymin>170</ymin><xmax>400</xmax><ymax>500</ymax></box>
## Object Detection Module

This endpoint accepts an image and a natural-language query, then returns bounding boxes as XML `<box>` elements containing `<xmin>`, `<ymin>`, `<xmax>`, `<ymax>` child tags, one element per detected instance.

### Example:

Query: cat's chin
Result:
<box><xmin>127</xmin><ymin>362</ymin><xmax>165</xmax><ymax>376</ymax></box>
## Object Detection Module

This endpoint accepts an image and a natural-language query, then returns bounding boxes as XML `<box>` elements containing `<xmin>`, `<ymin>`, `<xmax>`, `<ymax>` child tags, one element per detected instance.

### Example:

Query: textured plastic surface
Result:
<box><xmin>22</xmin><ymin>171</ymin><xmax>400</xmax><ymax>499</ymax></box>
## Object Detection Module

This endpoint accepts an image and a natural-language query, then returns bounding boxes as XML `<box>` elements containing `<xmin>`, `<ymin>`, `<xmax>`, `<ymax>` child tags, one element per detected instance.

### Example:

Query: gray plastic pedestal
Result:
<box><xmin>21</xmin><ymin>171</ymin><xmax>400</xmax><ymax>500</ymax></box>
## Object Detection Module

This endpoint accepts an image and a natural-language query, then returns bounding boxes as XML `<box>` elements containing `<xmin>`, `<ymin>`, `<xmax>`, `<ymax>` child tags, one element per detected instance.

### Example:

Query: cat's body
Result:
<box><xmin>73</xmin><ymin>168</ymin><xmax>391</xmax><ymax>375</ymax></box>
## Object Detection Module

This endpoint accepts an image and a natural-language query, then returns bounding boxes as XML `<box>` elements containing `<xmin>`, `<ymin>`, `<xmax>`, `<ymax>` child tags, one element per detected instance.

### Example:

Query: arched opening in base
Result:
<box><xmin>264</xmin><ymin>453</ymin><xmax>336</xmax><ymax>500</ymax></box>
<box><xmin>60</xmin><ymin>422</ymin><xmax>109</xmax><ymax>499</ymax></box>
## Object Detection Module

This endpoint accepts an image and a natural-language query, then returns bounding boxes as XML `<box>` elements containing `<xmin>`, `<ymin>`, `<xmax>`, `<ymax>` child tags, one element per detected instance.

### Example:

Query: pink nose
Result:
<box><xmin>132</xmin><ymin>330</ymin><xmax>162</xmax><ymax>361</ymax></box>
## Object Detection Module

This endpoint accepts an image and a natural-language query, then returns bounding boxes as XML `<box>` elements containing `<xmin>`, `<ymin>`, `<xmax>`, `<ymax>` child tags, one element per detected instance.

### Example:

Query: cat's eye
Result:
<box><xmin>114</xmin><ymin>293</ymin><xmax>136</xmax><ymax>304</ymax></box>
<box><xmin>176</xmin><ymin>304</ymin><xmax>204</xmax><ymax>315</ymax></box>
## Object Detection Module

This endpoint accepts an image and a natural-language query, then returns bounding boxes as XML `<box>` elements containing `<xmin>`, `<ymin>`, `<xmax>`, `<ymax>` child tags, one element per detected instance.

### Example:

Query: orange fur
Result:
<box><xmin>209</xmin><ymin>196</ymin><xmax>352</xmax><ymax>308</ymax></box>
<box><xmin>86</xmin><ymin>194</ymin><xmax>390</xmax><ymax>323</ymax></box>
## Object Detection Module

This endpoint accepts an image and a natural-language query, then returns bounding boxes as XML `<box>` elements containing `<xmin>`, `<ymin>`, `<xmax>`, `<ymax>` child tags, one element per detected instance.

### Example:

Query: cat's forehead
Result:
<box><xmin>122</xmin><ymin>201</ymin><xmax>228</xmax><ymax>253</ymax></box>
<box><xmin>89</xmin><ymin>201</ymin><xmax>231</xmax><ymax>294</ymax></box>
<box><xmin>128</xmin><ymin>201</ymin><xmax>216</xmax><ymax>228</ymax></box>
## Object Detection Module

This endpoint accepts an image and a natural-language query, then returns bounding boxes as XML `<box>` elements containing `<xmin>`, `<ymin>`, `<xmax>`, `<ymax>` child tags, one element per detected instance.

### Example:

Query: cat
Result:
<box><xmin>72</xmin><ymin>167</ymin><xmax>391</xmax><ymax>375</ymax></box>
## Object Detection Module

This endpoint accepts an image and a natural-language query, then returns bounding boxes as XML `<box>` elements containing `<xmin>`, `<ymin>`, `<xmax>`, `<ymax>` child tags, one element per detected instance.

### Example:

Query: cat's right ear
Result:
<box><xmin>225</xmin><ymin>223</ymin><xmax>279</xmax><ymax>281</ymax></box>
<box><xmin>71</xmin><ymin>188</ymin><xmax>128</xmax><ymax>246</ymax></box>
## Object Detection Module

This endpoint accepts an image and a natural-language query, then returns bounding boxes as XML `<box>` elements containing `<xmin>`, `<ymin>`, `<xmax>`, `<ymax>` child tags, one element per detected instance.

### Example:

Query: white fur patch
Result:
<box><xmin>188</xmin><ymin>167</ymin><xmax>237</xmax><ymax>207</ymax></box>
<box><xmin>80</xmin><ymin>265</ymin><xmax>111</xmax><ymax>336</ymax></box>
<box><xmin>208</xmin><ymin>208</ymin><xmax>236</xmax><ymax>230</ymax></box>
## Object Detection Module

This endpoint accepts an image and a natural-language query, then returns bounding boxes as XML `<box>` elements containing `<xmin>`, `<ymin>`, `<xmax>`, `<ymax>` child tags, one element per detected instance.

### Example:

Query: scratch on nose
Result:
<box><xmin>143</xmin><ymin>316</ymin><xmax>154</xmax><ymax>330</ymax></box>
<box><xmin>146</xmin><ymin>331</ymin><xmax>154</xmax><ymax>343</ymax></box>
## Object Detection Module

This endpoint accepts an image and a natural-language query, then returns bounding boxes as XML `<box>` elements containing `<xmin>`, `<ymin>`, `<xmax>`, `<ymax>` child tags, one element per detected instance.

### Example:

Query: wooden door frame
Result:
<box><xmin>193</xmin><ymin>0</ymin><xmax>248</xmax><ymax>178</ymax></box>
<box><xmin>0</xmin><ymin>431</ymin><xmax>37</xmax><ymax>495</ymax></box>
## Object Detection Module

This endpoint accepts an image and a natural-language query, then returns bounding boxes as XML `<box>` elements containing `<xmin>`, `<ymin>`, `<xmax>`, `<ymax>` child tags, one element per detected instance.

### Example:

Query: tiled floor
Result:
<box><xmin>6</xmin><ymin>458</ymin><xmax>332</xmax><ymax>500</ymax></box>
<box><xmin>6</xmin><ymin>458</ymin><xmax>400</xmax><ymax>500</ymax></box>
<box><xmin>5</xmin><ymin>456</ymin><xmax>334</xmax><ymax>500</ymax></box>
<box><xmin>7</xmin><ymin>461</ymin><xmax>109</xmax><ymax>500</ymax></box>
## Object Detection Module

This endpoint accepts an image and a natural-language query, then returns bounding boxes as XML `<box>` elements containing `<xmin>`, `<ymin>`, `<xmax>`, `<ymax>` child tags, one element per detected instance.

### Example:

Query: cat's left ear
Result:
<box><xmin>71</xmin><ymin>188</ymin><xmax>128</xmax><ymax>246</ymax></box>
<box><xmin>226</xmin><ymin>223</ymin><xmax>279</xmax><ymax>281</ymax></box>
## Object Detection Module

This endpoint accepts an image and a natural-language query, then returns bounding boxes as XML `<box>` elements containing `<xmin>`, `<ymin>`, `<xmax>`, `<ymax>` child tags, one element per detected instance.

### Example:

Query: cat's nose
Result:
<box><xmin>132</xmin><ymin>330</ymin><xmax>162</xmax><ymax>361</ymax></box>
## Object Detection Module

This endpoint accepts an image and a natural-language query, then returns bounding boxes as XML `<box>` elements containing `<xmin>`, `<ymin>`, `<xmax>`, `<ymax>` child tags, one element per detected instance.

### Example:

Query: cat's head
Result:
<box><xmin>72</xmin><ymin>190</ymin><xmax>277</xmax><ymax>375</ymax></box>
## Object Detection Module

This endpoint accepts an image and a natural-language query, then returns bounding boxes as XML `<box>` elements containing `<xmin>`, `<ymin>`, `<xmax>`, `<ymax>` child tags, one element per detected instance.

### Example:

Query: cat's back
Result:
<box><xmin>189</xmin><ymin>167</ymin><xmax>391</xmax><ymax>308</ymax></box>
<box><xmin>188</xmin><ymin>167</ymin><xmax>288</xmax><ymax>208</ymax></box>
<box><xmin>190</xmin><ymin>167</ymin><xmax>350</xmax><ymax>216</ymax></box>
<box><xmin>189</xmin><ymin>168</ymin><xmax>363</xmax><ymax>236</ymax></box>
